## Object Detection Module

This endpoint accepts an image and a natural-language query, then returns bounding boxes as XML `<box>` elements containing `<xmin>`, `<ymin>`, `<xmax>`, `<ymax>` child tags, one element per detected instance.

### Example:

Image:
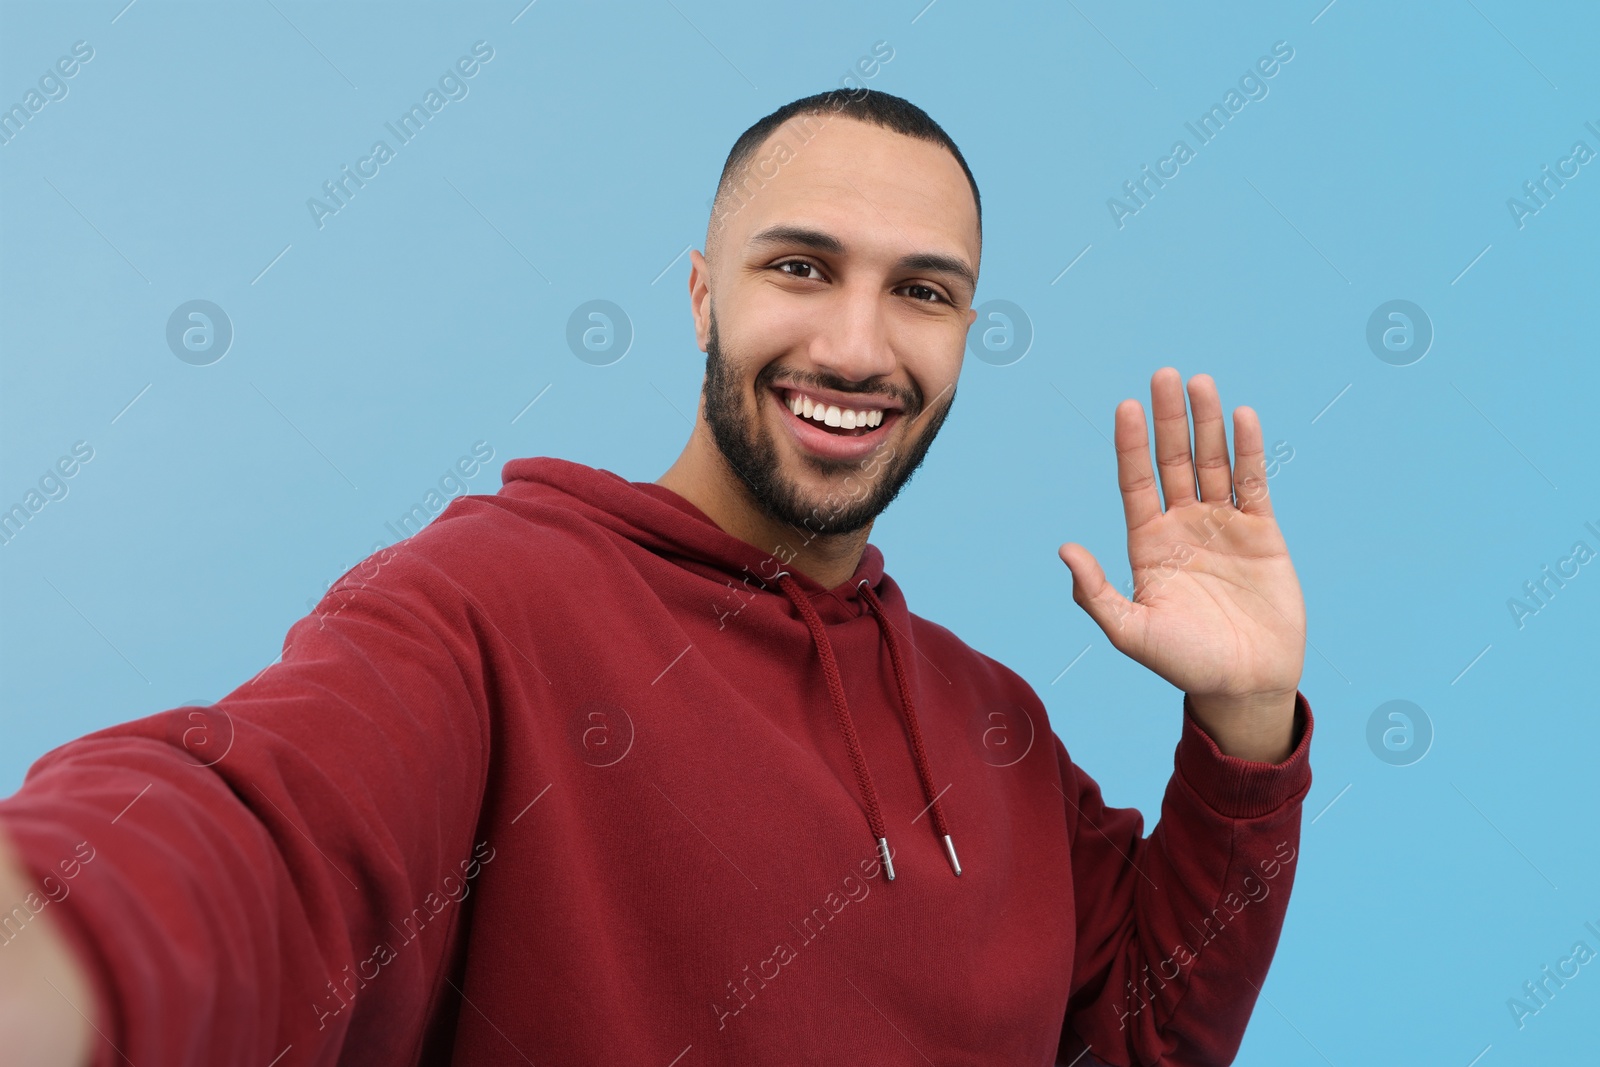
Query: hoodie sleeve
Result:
<box><xmin>0</xmin><ymin>541</ymin><xmax>493</xmax><ymax>1066</ymax></box>
<box><xmin>1055</xmin><ymin>691</ymin><xmax>1313</xmax><ymax>1067</ymax></box>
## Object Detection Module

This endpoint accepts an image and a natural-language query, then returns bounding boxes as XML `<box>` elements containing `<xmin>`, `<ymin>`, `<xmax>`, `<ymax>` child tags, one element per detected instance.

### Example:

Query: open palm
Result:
<box><xmin>1058</xmin><ymin>368</ymin><xmax>1305</xmax><ymax>705</ymax></box>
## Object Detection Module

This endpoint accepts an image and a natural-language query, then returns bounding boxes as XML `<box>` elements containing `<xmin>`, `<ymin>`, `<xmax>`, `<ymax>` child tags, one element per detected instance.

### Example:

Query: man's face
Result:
<box><xmin>689</xmin><ymin>113</ymin><xmax>980</xmax><ymax>538</ymax></box>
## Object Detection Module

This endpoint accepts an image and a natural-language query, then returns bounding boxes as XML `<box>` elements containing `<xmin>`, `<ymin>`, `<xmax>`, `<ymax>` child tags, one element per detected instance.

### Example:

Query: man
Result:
<box><xmin>0</xmin><ymin>88</ymin><xmax>1311</xmax><ymax>1066</ymax></box>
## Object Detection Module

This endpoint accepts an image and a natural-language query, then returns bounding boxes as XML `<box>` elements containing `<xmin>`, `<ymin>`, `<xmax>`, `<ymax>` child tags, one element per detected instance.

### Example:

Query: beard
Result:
<box><xmin>700</xmin><ymin>308</ymin><xmax>955</xmax><ymax>538</ymax></box>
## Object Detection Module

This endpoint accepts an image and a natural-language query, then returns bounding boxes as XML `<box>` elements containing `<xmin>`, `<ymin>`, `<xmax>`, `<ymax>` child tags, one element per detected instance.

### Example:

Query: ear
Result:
<box><xmin>688</xmin><ymin>249</ymin><xmax>712</xmax><ymax>352</ymax></box>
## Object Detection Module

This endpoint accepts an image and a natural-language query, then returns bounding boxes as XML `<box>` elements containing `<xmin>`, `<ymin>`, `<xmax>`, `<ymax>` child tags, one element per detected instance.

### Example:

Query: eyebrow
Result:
<box><xmin>746</xmin><ymin>224</ymin><xmax>978</xmax><ymax>295</ymax></box>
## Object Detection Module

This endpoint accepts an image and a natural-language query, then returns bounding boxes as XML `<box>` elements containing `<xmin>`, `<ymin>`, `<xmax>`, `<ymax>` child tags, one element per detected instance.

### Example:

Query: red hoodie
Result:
<box><xmin>0</xmin><ymin>456</ymin><xmax>1312</xmax><ymax>1066</ymax></box>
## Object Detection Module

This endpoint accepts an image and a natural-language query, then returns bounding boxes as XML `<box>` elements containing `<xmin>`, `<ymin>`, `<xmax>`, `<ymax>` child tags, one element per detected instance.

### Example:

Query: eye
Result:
<box><xmin>774</xmin><ymin>259</ymin><xmax>824</xmax><ymax>281</ymax></box>
<box><xmin>899</xmin><ymin>283</ymin><xmax>949</xmax><ymax>305</ymax></box>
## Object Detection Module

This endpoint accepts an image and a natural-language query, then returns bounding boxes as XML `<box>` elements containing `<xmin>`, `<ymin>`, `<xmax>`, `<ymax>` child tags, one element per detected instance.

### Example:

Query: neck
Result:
<box><xmin>656</xmin><ymin>425</ymin><xmax>871</xmax><ymax>591</ymax></box>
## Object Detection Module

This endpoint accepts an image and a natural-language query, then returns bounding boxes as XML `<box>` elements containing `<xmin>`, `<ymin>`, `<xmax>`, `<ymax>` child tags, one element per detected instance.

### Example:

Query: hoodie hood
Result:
<box><xmin>498</xmin><ymin>455</ymin><xmax>960</xmax><ymax>879</ymax></box>
<box><xmin>501</xmin><ymin>456</ymin><xmax>883</xmax><ymax>619</ymax></box>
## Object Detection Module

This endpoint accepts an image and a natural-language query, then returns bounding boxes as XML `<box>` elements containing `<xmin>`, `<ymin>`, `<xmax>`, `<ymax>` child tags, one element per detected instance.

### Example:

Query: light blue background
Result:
<box><xmin>3</xmin><ymin>1</ymin><xmax>1597</xmax><ymax>1062</ymax></box>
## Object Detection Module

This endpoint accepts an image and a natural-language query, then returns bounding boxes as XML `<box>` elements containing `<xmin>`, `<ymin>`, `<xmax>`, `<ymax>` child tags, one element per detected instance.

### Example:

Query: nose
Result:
<box><xmin>805</xmin><ymin>278</ymin><xmax>896</xmax><ymax>384</ymax></box>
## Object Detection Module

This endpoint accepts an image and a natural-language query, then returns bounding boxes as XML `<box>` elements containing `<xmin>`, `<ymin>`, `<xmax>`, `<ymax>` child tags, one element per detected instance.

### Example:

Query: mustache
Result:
<box><xmin>759</xmin><ymin>366</ymin><xmax>920</xmax><ymax>415</ymax></box>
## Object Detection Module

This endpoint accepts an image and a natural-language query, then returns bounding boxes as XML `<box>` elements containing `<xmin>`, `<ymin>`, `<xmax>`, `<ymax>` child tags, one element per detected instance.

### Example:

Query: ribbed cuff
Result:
<box><xmin>1174</xmin><ymin>690</ymin><xmax>1313</xmax><ymax>820</ymax></box>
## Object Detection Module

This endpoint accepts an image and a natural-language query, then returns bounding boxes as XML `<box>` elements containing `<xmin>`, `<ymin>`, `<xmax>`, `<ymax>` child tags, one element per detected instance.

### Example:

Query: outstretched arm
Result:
<box><xmin>0</xmin><ymin>534</ymin><xmax>494</xmax><ymax>1065</ymax></box>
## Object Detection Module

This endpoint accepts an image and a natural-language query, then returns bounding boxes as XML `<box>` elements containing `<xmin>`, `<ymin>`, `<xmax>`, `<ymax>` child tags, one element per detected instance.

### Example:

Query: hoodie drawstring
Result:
<box><xmin>855</xmin><ymin>580</ymin><xmax>962</xmax><ymax>879</ymax></box>
<box><xmin>775</xmin><ymin>573</ymin><xmax>962</xmax><ymax>880</ymax></box>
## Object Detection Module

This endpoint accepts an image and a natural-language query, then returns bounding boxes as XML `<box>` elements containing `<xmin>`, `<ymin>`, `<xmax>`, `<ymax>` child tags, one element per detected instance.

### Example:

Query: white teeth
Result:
<box><xmin>786</xmin><ymin>391</ymin><xmax>887</xmax><ymax>430</ymax></box>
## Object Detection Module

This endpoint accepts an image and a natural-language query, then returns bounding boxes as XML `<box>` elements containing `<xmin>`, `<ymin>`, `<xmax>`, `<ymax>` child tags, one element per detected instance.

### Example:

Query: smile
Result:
<box><xmin>770</xmin><ymin>386</ymin><xmax>900</xmax><ymax>461</ymax></box>
<box><xmin>781</xmin><ymin>388</ymin><xmax>887</xmax><ymax>434</ymax></box>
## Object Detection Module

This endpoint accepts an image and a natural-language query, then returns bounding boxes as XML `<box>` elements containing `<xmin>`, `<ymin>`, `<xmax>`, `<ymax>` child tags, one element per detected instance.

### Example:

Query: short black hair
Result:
<box><xmin>706</xmin><ymin>87</ymin><xmax>981</xmax><ymax>254</ymax></box>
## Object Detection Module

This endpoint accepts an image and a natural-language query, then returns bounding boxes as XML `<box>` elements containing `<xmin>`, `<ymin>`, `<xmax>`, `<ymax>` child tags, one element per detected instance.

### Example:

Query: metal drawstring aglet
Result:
<box><xmin>877</xmin><ymin>836</ymin><xmax>895</xmax><ymax>881</ymax></box>
<box><xmin>942</xmin><ymin>835</ymin><xmax>962</xmax><ymax>877</ymax></box>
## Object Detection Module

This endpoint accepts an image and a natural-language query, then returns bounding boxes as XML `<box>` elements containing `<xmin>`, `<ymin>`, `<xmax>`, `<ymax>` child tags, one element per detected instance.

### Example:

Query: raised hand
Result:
<box><xmin>1057</xmin><ymin>368</ymin><xmax>1305</xmax><ymax>762</ymax></box>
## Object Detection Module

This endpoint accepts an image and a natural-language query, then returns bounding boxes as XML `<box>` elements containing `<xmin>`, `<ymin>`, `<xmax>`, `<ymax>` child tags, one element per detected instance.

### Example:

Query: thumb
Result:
<box><xmin>1057</xmin><ymin>543</ymin><xmax>1139</xmax><ymax>648</ymax></box>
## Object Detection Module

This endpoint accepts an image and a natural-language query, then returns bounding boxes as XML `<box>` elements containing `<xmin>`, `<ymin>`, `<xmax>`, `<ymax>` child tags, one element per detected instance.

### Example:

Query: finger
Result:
<box><xmin>1113</xmin><ymin>398</ymin><xmax>1163</xmax><ymax>532</ymax></box>
<box><xmin>1231</xmin><ymin>406</ymin><xmax>1275</xmax><ymax>519</ymax></box>
<box><xmin>1186</xmin><ymin>373</ymin><xmax>1233</xmax><ymax>505</ymax></box>
<box><xmin>1058</xmin><ymin>543</ymin><xmax>1140</xmax><ymax>649</ymax></box>
<box><xmin>1149</xmin><ymin>367</ymin><xmax>1197</xmax><ymax>510</ymax></box>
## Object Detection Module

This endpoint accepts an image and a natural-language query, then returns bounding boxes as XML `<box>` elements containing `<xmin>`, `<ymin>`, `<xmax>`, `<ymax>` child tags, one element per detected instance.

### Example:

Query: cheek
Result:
<box><xmin>896</xmin><ymin>329</ymin><xmax>963</xmax><ymax>406</ymax></box>
<box><xmin>902</xmin><ymin>309</ymin><xmax>966</xmax><ymax>352</ymax></box>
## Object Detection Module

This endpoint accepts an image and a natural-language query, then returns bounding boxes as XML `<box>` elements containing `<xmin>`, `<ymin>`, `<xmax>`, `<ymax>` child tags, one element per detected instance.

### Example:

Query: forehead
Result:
<box><xmin>723</xmin><ymin>114</ymin><xmax>979</xmax><ymax>268</ymax></box>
